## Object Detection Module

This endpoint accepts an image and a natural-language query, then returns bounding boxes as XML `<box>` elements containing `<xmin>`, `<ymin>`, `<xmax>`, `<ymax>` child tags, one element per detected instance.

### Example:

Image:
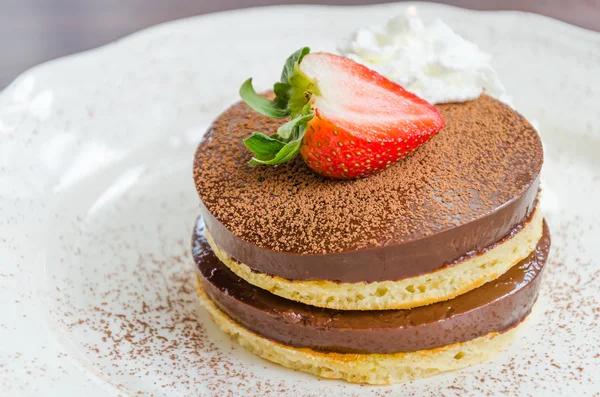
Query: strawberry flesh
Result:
<box><xmin>298</xmin><ymin>52</ymin><xmax>445</xmax><ymax>178</ymax></box>
<box><xmin>239</xmin><ymin>48</ymin><xmax>445</xmax><ymax>179</ymax></box>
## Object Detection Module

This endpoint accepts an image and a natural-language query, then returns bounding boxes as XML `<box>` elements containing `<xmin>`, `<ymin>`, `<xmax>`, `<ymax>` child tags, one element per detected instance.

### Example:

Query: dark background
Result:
<box><xmin>1</xmin><ymin>0</ymin><xmax>599</xmax><ymax>88</ymax></box>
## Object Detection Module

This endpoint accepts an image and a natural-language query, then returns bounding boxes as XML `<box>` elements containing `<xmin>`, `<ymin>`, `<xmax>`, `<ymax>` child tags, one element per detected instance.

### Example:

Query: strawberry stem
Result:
<box><xmin>239</xmin><ymin>47</ymin><xmax>317</xmax><ymax>167</ymax></box>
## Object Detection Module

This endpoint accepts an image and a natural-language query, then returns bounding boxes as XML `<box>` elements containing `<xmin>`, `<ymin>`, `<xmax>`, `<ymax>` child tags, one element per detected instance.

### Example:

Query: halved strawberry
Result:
<box><xmin>240</xmin><ymin>47</ymin><xmax>445</xmax><ymax>179</ymax></box>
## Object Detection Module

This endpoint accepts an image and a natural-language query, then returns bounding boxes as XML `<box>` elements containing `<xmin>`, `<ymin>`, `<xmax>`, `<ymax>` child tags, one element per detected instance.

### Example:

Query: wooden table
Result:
<box><xmin>1</xmin><ymin>0</ymin><xmax>598</xmax><ymax>88</ymax></box>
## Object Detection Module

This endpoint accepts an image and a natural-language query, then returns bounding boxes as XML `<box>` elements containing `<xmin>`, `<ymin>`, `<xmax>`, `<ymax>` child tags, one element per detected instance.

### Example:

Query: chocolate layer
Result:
<box><xmin>194</xmin><ymin>95</ymin><xmax>543</xmax><ymax>282</ymax></box>
<box><xmin>194</xmin><ymin>220</ymin><xmax>550</xmax><ymax>354</ymax></box>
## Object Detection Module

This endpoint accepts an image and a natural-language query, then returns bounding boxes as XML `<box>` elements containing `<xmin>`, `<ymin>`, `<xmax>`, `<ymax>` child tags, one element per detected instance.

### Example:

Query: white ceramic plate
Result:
<box><xmin>1</xmin><ymin>3</ymin><xmax>599</xmax><ymax>396</ymax></box>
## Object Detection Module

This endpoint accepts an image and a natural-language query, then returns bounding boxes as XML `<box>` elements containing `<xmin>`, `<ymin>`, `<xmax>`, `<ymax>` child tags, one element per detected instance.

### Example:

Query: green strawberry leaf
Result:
<box><xmin>281</xmin><ymin>47</ymin><xmax>310</xmax><ymax>84</ymax></box>
<box><xmin>239</xmin><ymin>78</ymin><xmax>289</xmax><ymax>119</ymax></box>
<box><xmin>276</xmin><ymin>109</ymin><xmax>314</xmax><ymax>140</ymax></box>
<box><xmin>248</xmin><ymin>139</ymin><xmax>302</xmax><ymax>166</ymax></box>
<box><xmin>273</xmin><ymin>82</ymin><xmax>291</xmax><ymax>108</ymax></box>
<box><xmin>243</xmin><ymin>132</ymin><xmax>286</xmax><ymax>157</ymax></box>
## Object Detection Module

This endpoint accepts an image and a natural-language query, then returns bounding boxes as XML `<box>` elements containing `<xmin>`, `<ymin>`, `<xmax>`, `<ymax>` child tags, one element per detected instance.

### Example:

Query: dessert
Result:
<box><xmin>194</xmin><ymin>222</ymin><xmax>549</xmax><ymax>383</ymax></box>
<box><xmin>191</xmin><ymin>15</ymin><xmax>550</xmax><ymax>385</ymax></box>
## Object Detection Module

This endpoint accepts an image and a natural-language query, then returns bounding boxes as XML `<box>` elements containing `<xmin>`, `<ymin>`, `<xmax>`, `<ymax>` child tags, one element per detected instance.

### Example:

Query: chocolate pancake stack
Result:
<box><xmin>192</xmin><ymin>94</ymin><xmax>549</xmax><ymax>384</ymax></box>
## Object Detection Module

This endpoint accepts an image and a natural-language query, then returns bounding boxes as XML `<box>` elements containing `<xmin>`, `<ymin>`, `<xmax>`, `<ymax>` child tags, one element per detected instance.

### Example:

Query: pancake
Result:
<box><xmin>193</xmin><ymin>222</ymin><xmax>550</xmax><ymax>354</ymax></box>
<box><xmin>196</xmin><ymin>282</ymin><xmax>530</xmax><ymax>385</ymax></box>
<box><xmin>193</xmin><ymin>94</ymin><xmax>543</xmax><ymax>283</ymax></box>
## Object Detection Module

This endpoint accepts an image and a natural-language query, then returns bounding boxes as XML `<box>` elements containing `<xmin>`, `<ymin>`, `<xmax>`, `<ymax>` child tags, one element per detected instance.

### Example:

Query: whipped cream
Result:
<box><xmin>337</xmin><ymin>15</ymin><xmax>511</xmax><ymax>105</ymax></box>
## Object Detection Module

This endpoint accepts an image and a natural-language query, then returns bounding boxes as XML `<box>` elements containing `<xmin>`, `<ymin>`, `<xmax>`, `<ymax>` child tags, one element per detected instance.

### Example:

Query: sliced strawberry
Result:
<box><xmin>239</xmin><ymin>47</ymin><xmax>445</xmax><ymax>179</ymax></box>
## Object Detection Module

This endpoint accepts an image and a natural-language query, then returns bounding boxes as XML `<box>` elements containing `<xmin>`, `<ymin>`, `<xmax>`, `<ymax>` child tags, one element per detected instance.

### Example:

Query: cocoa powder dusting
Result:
<box><xmin>52</xmin><ymin>240</ymin><xmax>299</xmax><ymax>396</ymax></box>
<box><xmin>193</xmin><ymin>94</ymin><xmax>543</xmax><ymax>254</ymax></box>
